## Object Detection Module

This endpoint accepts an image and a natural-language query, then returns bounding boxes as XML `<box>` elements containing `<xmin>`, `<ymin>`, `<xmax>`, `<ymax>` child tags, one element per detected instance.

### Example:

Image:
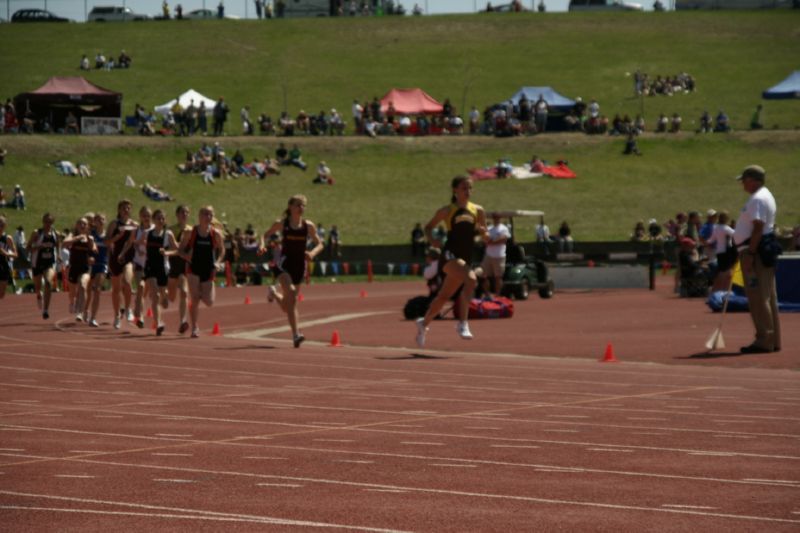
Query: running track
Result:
<box><xmin>1</xmin><ymin>280</ymin><xmax>798</xmax><ymax>531</ymax></box>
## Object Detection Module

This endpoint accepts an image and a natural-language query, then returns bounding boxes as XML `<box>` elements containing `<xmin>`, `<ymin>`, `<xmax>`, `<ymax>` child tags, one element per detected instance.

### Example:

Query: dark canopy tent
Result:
<box><xmin>14</xmin><ymin>77</ymin><xmax>122</xmax><ymax>132</ymax></box>
<box><xmin>508</xmin><ymin>87</ymin><xmax>576</xmax><ymax>110</ymax></box>
<box><xmin>762</xmin><ymin>71</ymin><xmax>800</xmax><ymax>99</ymax></box>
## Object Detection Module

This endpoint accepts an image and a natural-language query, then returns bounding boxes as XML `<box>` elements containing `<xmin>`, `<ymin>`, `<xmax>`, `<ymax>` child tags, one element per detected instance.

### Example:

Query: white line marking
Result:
<box><xmin>662</xmin><ymin>504</ymin><xmax>716</xmax><ymax>510</ymax></box>
<box><xmin>154</xmin><ymin>478</ymin><xmax>196</xmax><ymax>484</ymax></box>
<box><xmin>365</xmin><ymin>489</ymin><xmax>408</xmax><ymax>493</ymax></box>
<box><xmin>54</xmin><ymin>475</ymin><xmax>95</xmax><ymax>479</ymax></box>
<box><xmin>243</xmin><ymin>456</ymin><xmax>288</xmax><ymax>461</ymax></box>
<box><xmin>40</xmin><ymin>414</ymin><xmax>62</xmax><ymax>417</ymax></box>
<box><xmin>430</xmin><ymin>464</ymin><xmax>477</xmax><ymax>468</ymax></box>
<box><xmin>743</xmin><ymin>479</ymin><xmax>800</xmax><ymax>485</ymax></box>
<box><xmin>155</xmin><ymin>433</ymin><xmax>193</xmax><ymax>438</ymax></box>
<box><xmin>311</xmin><ymin>422</ymin><xmax>348</xmax><ymax>426</ymax></box>
<box><xmin>401</xmin><ymin>442</ymin><xmax>445</xmax><ymax>446</ymax></box>
<box><xmin>632</xmin><ymin>432</ymin><xmax>668</xmax><ymax>436</ymax></box>
<box><xmin>464</xmin><ymin>427</ymin><xmax>501</xmax><ymax>430</ymax></box>
<box><xmin>69</xmin><ymin>451</ymin><xmax>105</xmax><ymax>454</ymax></box>
<box><xmin>547</xmin><ymin>415</ymin><xmax>589</xmax><ymax>419</ymax></box>
<box><xmin>627</xmin><ymin>417</ymin><xmax>667</xmax><ymax>421</ymax></box>
<box><xmin>688</xmin><ymin>452</ymin><xmax>736</xmax><ymax>457</ymax></box>
<box><xmin>94</xmin><ymin>415</ymin><xmax>123</xmax><ymax>418</ymax></box>
<box><xmin>0</xmin><ymin>491</ymin><xmax>410</xmax><ymax>531</ymax></box>
<box><xmin>230</xmin><ymin>311</ymin><xmax>394</xmax><ymax>337</ymax></box>
<box><xmin>333</xmin><ymin>460</ymin><xmax>375</xmax><ymax>464</ymax></box>
<box><xmin>0</xmin><ymin>428</ymin><xmax>32</xmax><ymax>432</ymax></box>
<box><xmin>256</xmin><ymin>483</ymin><xmax>303</xmax><ymax>488</ymax></box>
<box><xmin>543</xmin><ymin>429</ymin><xmax>580</xmax><ymax>433</ymax></box>
<box><xmin>0</xmin><ymin>448</ymin><xmax>24</xmax><ymax>452</ymax></box>
<box><xmin>313</xmin><ymin>439</ymin><xmax>355</xmax><ymax>443</ymax></box>
<box><xmin>11</xmin><ymin>400</ymin><xmax>40</xmax><ymax>403</ymax></box>
<box><xmin>384</xmin><ymin>425</ymin><xmax>424</xmax><ymax>428</ymax></box>
<box><xmin>490</xmin><ymin>445</ymin><xmax>540</xmax><ymax>449</ymax></box>
<box><xmin>713</xmin><ymin>435</ymin><xmax>755</xmax><ymax>439</ymax></box>
<box><xmin>151</xmin><ymin>453</ymin><xmax>194</xmax><ymax>457</ymax></box>
<box><xmin>588</xmin><ymin>448</ymin><xmax>633</xmax><ymax>453</ymax></box>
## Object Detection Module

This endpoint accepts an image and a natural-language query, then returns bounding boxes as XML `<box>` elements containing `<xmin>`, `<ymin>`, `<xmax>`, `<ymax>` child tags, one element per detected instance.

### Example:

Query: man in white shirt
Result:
<box><xmin>535</xmin><ymin>216</ymin><xmax>551</xmax><ymax>257</ymax></box>
<box><xmin>732</xmin><ymin>165</ymin><xmax>780</xmax><ymax>354</ymax></box>
<box><xmin>480</xmin><ymin>213</ymin><xmax>511</xmax><ymax>298</ymax></box>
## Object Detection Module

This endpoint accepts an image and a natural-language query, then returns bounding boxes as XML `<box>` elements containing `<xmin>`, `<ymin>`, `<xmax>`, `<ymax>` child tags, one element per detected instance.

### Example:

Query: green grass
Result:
<box><xmin>0</xmin><ymin>12</ymin><xmax>798</xmax><ymax>243</ymax></box>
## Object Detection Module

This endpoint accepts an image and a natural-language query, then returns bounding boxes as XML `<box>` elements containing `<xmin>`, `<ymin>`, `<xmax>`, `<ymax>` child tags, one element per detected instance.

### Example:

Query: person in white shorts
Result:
<box><xmin>480</xmin><ymin>213</ymin><xmax>510</xmax><ymax>298</ymax></box>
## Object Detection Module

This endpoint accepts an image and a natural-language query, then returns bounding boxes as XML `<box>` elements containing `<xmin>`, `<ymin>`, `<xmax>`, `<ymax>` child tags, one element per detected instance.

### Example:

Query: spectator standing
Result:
<box><xmin>327</xmin><ymin>225</ymin><xmax>341</xmax><ymax>259</ymax></box>
<box><xmin>241</xmin><ymin>106</ymin><xmax>253</xmax><ymax>135</ymax></box>
<box><xmin>185</xmin><ymin>100</ymin><xmax>197</xmax><ymax>136</ymax></box>
<box><xmin>708</xmin><ymin>211</ymin><xmax>736</xmax><ymax>291</ymax></box>
<box><xmin>732</xmin><ymin>165</ymin><xmax>780</xmax><ymax>354</ymax></box>
<box><xmin>750</xmin><ymin>104</ymin><xmax>764</xmax><ymax>130</ymax></box>
<box><xmin>480</xmin><ymin>213</ymin><xmax>510</xmax><ymax>298</ymax></box>
<box><xmin>11</xmin><ymin>185</ymin><xmax>25</xmax><ymax>210</ymax></box>
<box><xmin>254</xmin><ymin>0</ymin><xmax>263</xmax><ymax>18</ymax></box>
<box><xmin>558</xmin><ymin>221</ymin><xmax>573</xmax><ymax>253</ymax></box>
<box><xmin>213</xmin><ymin>97</ymin><xmax>229</xmax><ymax>136</ymax></box>
<box><xmin>217</xmin><ymin>0</ymin><xmax>225</xmax><ymax>18</ymax></box>
<box><xmin>198</xmin><ymin>101</ymin><xmax>208</xmax><ymax>135</ymax></box>
<box><xmin>13</xmin><ymin>225</ymin><xmax>28</xmax><ymax>278</ymax></box>
<box><xmin>535</xmin><ymin>215</ymin><xmax>551</xmax><ymax>257</ymax></box>
<box><xmin>411</xmin><ymin>222</ymin><xmax>425</xmax><ymax>257</ymax></box>
<box><xmin>175</xmin><ymin>3</ymin><xmax>183</xmax><ymax>18</ymax></box>
<box><xmin>534</xmin><ymin>94</ymin><xmax>549</xmax><ymax>133</ymax></box>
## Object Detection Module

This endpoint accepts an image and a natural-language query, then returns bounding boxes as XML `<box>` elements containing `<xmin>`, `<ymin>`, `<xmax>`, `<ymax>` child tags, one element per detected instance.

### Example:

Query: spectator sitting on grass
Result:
<box><xmin>529</xmin><ymin>155</ymin><xmax>545</xmax><ymax>173</ymax></box>
<box><xmin>11</xmin><ymin>185</ymin><xmax>26</xmax><ymax>210</ymax></box>
<box><xmin>80</xmin><ymin>55</ymin><xmax>90</xmax><ymax>71</ymax></box>
<box><xmin>94</xmin><ymin>52</ymin><xmax>106</xmax><ymax>69</ymax></box>
<box><xmin>697</xmin><ymin>110</ymin><xmax>712</xmax><ymax>133</ymax></box>
<box><xmin>313</xmin><ymin>161</ymin><xmax>334</xmax><ymax>185</ymax></box>
<box><xmin>631</xmin><ymin>221</ymin><xmax>647</xmax><ymax>242</ymax></box>
<box><xmin>714</xmin><ymin>110</ymin><xmax>731</xmax><ymax>133</ymax></box>
<box><xmin>329</xmin><ymin>108</ymin><xmax>345</xmax><ymax>135</ymax></box>
<box><xmin>623</xmin><ymin>132</ymin><xmax>642</xmax><ymax>156</ymax></box>
<box><xmin>670</xmin><ymin>112</ymin><xmax>682</xmax><ymax>133</ymax></box>
<box><xmin>259</xmin><ymin>114</ymin><xmax>275</xmax><ymax>135</ymax></box>
<box><xmin>656</xmin><ymin>113</ymin><xmax>668</xmax><ymax>133</ymax></box>
<box><xmin>275</xmin><ymin>142</ymin><xmax>289</xmax><ymax>165</ymax></box>
<box><xmin>750</xmin><ymin>104</ymin><xmax>763</xmax><ymax>130</ymax></box>
<box><xmin>118</xmin><ymin>50</ymin><xmax>132</xmax><ymax>68</ymax></box>
<box><xmin>0</xmin><ymin>186</ymin><xmax>6</xmax><ymax>207</ymax></box>
<box><xmin>0</xmin><ymin>146</ymin><xmax>7</xmax><ymax>166</ymax></box>
<box><xmin>287</xmin><ymin>144</ymin><xmax>307</xmax><ymax>171</ymax></box>
<box><xmin>279</xmin><ymin>112</ymin><xmax>295</xmax><ymax>136</ymax></box>
<box><xmin>648</xmin><ymin>218</ymin><xmax>663</xmax><ymax>241</ymax></box>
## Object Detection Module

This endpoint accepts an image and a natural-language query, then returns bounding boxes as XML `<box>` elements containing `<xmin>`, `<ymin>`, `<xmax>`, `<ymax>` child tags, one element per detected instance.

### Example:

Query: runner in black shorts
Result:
<box><xmin>0</xmin><ymin>216</ymin><xmax>19</xmax><ymax>300</ymax></box>
<box><xmin>142</xmin><ymin>209</ymin><xmax>178</xmax><ymax>336</ymax></box>
<box><xmin>63</xmin><ymin>217</ymin><xmax>97</xmax><ymax>322</ymax></box>
<box><xmin>27</xmin><ymin>213</ymin><xmax>59</xmax><ymax>319</ymax></box>
<box><xmin>106</xmin><ymin>200</ymin><xmax>137</xmax><ymax>329</ymax></box>
<box><xmin>415</xmin><ymin>176</ymin><xmax>488</xmax><ymax>348</ymax></box>
<box><xmin>180</xmin><ymin>205</ymin><xmax>225</xmax><ymax>338</ymax></box>
<box><xmin>259</xmin><ymin>194</ymin><xmax>323</xmax><ymax>348</ymax></box>
<box><xmin>84</xmin><ymin>213</ymin><xmax>108</xmax><ymax>327</ymax></box>
<box><xmin>168</xmin><ymin>205</ymin><xmax>191</xmax><ymax>334</ymax></box>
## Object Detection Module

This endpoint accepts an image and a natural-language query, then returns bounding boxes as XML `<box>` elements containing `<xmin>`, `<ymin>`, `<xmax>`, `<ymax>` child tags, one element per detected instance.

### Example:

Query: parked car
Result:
<box><xmin>11</xmin><ymin>9</ymin><xmax>72</xmax><ymax>22</ymax></box>
<box><xmin>568</xmin><ymin>0</ymin><xmax>644</xmax><ymax>11</ymax></box>
<box><xmin>487</xmin><ymin>210</ymin><xmax>554</xmax><ymax>300</ymax></box>
<box><xmin>184</xmin><ymin>8</ymin><xmax>240</xmax><ymax>19</ymax></box>
<box><xmin>88</xmin><ymin>6</ymin><xmax>151</xmax><ymax>21</ymax></box>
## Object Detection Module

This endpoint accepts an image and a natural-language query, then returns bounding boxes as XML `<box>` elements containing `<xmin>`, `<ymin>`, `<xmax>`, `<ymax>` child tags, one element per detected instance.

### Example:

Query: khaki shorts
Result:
<box><xmin>481</xmin><ymin>255</ymin><xmax>506</xmax><ymax>278</ymax></box>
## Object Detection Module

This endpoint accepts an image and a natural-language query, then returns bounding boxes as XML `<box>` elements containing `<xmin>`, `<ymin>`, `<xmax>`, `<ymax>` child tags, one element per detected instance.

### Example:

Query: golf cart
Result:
<box><xmin>486</xmin><ymin>210</ymin><xmax>554</xmax><ymax>300</ymax></box>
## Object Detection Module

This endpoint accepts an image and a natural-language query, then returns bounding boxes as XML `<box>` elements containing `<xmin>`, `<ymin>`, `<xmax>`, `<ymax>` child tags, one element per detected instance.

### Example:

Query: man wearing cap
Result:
<box><xmin>733</xmin><ymin>164</ymin><xmax>781</xmax><ymax>354</ymax></box>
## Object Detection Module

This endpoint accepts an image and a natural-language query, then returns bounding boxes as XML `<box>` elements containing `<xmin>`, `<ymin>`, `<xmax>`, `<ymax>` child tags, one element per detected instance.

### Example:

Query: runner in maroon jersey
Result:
<box><xmin>259</xmin><ymin>194</ymin><xmax>323</xmax><ymax>348</ymax></box>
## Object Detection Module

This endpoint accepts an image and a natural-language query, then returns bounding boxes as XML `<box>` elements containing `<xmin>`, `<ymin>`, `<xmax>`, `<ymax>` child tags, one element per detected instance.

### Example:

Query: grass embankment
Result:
<box><xmin>0</xmin><ymin>12</ymin><xmax>798</xmax><ymax>242</ymax></box>
<box><xmin>1</xmin><ymin>133</ymin><xmax>798</xmax><ymax>243</ymax></box>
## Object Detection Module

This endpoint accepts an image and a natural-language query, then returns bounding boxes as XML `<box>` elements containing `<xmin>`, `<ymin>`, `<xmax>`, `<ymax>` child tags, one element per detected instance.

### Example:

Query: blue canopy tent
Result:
<box><xmin>762</xmin><ymin>71</ymin><xmax>800</xmax><ymax>100</ymax></box>
<box><xmin>508</xmin><ymin>87</ymin><xmax>576</xmax><ymax>109</ymax></box>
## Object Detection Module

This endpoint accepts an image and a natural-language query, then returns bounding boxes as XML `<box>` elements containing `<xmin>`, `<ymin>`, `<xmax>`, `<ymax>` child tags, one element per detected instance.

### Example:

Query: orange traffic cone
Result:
<box><xmin>601</xmin><ymin>343</ymin><xmax>618</xmax><ymax>363</ymax></box>
<box><xmin>359</xmin><ymin>289</ymin><xmax>367</xmax><ymax>298</ymax></box>
<box><xmin>244</xmin><ymin>295</ymin><xmax>252</xmax><ymax>305</ymax></box>
<box><xmin>329</xmin><ymin>330</ymin><xmax>342</xmax><ymax>347</ymax></box>
<box><xmin>146</xmin><ymin>307</ymin><xmax>153</xmax><ymax>318</ymax></box>
<box><xmin>211</xmin><ymin>323</ymin><xmax>221</xmax><ymax>336</ymax></box>
<box><xmin>297</xmin><ymin>292</ymin><xmax>304</xmax><ymax>302</ymax></box>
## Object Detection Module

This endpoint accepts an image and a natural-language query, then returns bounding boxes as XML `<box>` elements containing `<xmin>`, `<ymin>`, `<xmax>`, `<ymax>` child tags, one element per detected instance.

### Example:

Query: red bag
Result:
<box><xmin>461</xmin><ymin>297</ymin><xmax>514</xmax><ymax>319</ymax></box>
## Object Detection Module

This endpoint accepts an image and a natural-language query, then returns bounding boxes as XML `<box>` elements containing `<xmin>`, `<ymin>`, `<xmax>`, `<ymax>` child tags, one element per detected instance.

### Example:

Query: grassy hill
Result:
<box><xmin>0</xmin><ymin>12</ymin><xmax>798</xmax><ymax>244</ymax></box>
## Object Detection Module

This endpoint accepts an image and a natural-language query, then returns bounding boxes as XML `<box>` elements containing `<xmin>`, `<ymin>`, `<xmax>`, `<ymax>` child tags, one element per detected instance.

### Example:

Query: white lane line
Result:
<box><xmin>464</xmin><ymin>427</ymin><xmax>501</xmax><ymax>430</ymax></box>
<box><xmin>365</xmin><ymin>489</ymin><xmax>408</xmax><ymax>493</ymax></box>
<box><xmin>154</xmin><ymin>478</ymin><xmax>196</xmax><ymax>484</ymax></box>
<box><xmin>69</xmin><ymin>451</ymin><xmax>105</xmax><ymax>454</ymax></box>
<box><xmin>535</xmin><ymin>468</ymin><xmax>583</xmax><ymax>473</ymax></box>
<box><xmin>40</xmin><ymin>414</ymin><xmax>62</xmax><ymax>417</ymax></box>
<box><xmin>243</xmin><ymin>456</ymin><xmax>288</xmax><ymax>461</ymax></box>
<box><xmin>401</xmin><ymin>442</ymin><xmax>445</xmax><ymax>446</ymax></box>
<box><xmin>0</xmin><ymin>448</ymin><xmax>25</xmax><ymax>452</ymax></box>
<box><xmin>198</xmin><ymin>404</ymin><xmax>232</xmax><ymax>408</ymax></box>
<box><xmin>333</xmin><ymin>460</ymin><xmax>375</xmax><ymax>464</ymax></box>
<box><xmin>430</xmin><ymin>464</ymin><xmax>477</xmax><ymax>468</ymax></box>
<box><xmin>0</xmin><ymin>490</ymin><xmax>411</xmax><ymax>532</ymax></box>
<box><xmin>491</xmin><ymin>445</ymin><xmax>540</xmax><ymax>449</ymax></box>
<box><xmin>713</xmin><ymin>435</ymin><xmax>755</xmax><ymax>439</ymax></box>
<box><xmin>151</xmin><ymin>453</ymin><xmax>194</xmax><ymax>457</ymax></box>
<box><xmin>627</xmin><ymin>417</ymin><xmax>667</xmax><ymax>421</ymax></box>
<box><xmin>401</xmin><ymin>411</ymin><xmax>438</xmax><ymax>416</ymax></box>
<box><xmin>547</xmin><ymin>415</ymin><xmax>589</xmax><ymax>419</ymax></box>
<box><xmin>743</xmin><ymin>479</ymin><xmax>800</xmax><ymax>485</ymax></box>
<box><xmin>688</xmin><ymin>452</ymin><xmax>736</xmax><ymax>457</ymax></box>
<box><xmin>155</xmin><ymin>433</ymin><xmax>193</xmax><ymax>438</ymax></box>
<box><xmin>385</xmin><ymin>425</ymin><xmax>424</xmax><ymax>428</ymax></box>
<box><xmin>0</xmin><ymin>428</ymin><xmax>32</xmax><ymax>432</ymax></box>
<box><xmin>662</xmin><ymin>504</ymin><xmax>717</xmax><ymax>510</ymax></box>
<box><xmin>54</xmin><ymin>475</ymin><xmax>95</xmax><ymax>479</ymax></box>
<box><xmin>313</xmin><ymin>439</ymin><xmax>355</xmax><ymax>443</ymax></box>
<box><xmin>632</xmin><ymin>432</ymin><xmax>668</xmax><ymax>436</ymax></box>
<box><xmin>11</xmin><ymin>400</ymin><xmax>40</xmax><ymax>403</ymax></box>
<box><xmin>255</xmin><ymin>483</ymin><xmax>303</xmax><ymax>488</ymax></box>
<box><xmin>543</xmin><ymin>429</ymin><xmax>580</xmax><ymax>433</ymax></box>
<box><xmin>230</xmin><ymin>311</ymin><xmax>394</xmax><ymax>337</ymax></box>
<box><xmin>713</xmin><ymin>420</ymin><xmax>753</xmax><ymax>424</ymax></box>
<box><xmin>310</xmin><ymin>422</ymin><xmax>349</xmax><ymax>426</ymax></box>
<box><xmin>94</xmin><ymin>415</ymin><xmax>123</xmax><ymax>418</ymax></box>
<box><xmin>588</xmin><ymin>448</ymin><xmax>633</xmax><ymax>453</ymax></box>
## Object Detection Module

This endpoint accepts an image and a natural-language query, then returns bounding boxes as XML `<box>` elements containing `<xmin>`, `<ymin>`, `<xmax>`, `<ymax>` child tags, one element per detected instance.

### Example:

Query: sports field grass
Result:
<box><xmin>0</xmin><ymin>12</ymin><xmax>798</xmax><ymax>243</ymax></box>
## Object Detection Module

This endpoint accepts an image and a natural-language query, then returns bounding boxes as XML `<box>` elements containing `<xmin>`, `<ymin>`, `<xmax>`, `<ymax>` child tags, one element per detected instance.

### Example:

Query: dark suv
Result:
<box><xmin>11</xmin><ymin>9</ymin><xmax>72</xmax><ymax>22</ymax></box>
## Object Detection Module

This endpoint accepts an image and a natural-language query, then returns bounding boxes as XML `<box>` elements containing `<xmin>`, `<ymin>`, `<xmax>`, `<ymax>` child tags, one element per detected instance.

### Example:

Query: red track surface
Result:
<box><xmin>1</xmin><ymin>279</ymin><xmax>798</xmax><ymax>531</ymax></box>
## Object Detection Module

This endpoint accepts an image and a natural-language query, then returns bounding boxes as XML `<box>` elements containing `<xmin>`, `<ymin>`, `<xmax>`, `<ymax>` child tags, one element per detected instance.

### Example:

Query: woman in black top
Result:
<box><xmin>63</xmin><ymin>217</ymin><xmax>97</xmax><ymax>322</ymax></box>
<box><xmin>259</xmin><ymin>194</ymin><xmax>323</xmax><ymax>348</ymax></box>
<box><xmin>139</xmin><ymin>209</ymin><xmax>178</xmax><ymax>336</ymax></box>
<box><xmin>180</xmin><ymin>205</ymin><xmax>225</xmax><ymax>338</ymax></box>
<box><xmin>415</xmin><ymin>176</ymin><xmax>487</xmax><ymax>348</ymax></box>
<box><xmin>27</xmin><ymin>212</ymin><xmax>59</xmax><ymax>319</ymax></box>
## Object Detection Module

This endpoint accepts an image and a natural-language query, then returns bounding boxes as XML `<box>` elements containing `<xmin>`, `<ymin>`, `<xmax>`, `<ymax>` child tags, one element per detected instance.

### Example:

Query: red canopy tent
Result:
<box><xmin>380</xmin><ymin>88</ymin><xmax>443</xmax><ymax>115</ymax></box>
<box><xmin>14</xmin><ymin>76</ymin><xmax>122</xmax><ymax>133</ymax></box>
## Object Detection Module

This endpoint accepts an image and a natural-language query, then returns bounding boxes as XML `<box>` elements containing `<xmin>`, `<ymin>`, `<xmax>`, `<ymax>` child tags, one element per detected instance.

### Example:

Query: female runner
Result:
<box><xmin>63</xmin><ymin>217</ymin><xmax>97</xmax><ymax>321</ymax></box>
<box><xmin>27</xmin><ymin>213</ymin><xmax>59</xmax><ymax>319</ymax></box>
<box><xmin>140</xmin><ymin>209</ymin><xmax>178</xmax><ymax>336</ymax></box>
<box><xmin>259</xmin><ymin>194</ymin><xmax>323</xmax><ymax>348</ymax></box>
<box><xmin>167</xmin><ymin>205</ymin><xmax>192</xmax><ymax>334</ymax></box>
<box><xmin>84</xmin><ymin>212</ymin><xmax>108</xmax><ymax>327</ymax></box>
<box><xmin>180</xmin><ymin>205</ymin><xmax>225</xmax><ymax>338</ymax></box>
<box><xmin>415</xmin><ymin>176</ymin><xmax>487</xmax><ymax>348</ymax></box>
<box><xmin>107</xmin><ymin>200</ymin><xmax>137</xmax><ymax>329</ymax></box>
<box><xmin>118</xmin><ymin>206</ymin><xmax>153</xmax><ymax>329</ymax></box>
<box><xmin>0</xmin><ymin>216</ymin><xmax>18</xmax><ymax>299</ymax></box>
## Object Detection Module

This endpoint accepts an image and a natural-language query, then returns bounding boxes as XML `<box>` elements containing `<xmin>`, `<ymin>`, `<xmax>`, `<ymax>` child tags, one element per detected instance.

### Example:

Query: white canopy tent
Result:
<box><xmin>154</xmin><ymin>89</ymin><xmax>216</xmax><ymax>116</ymax></box>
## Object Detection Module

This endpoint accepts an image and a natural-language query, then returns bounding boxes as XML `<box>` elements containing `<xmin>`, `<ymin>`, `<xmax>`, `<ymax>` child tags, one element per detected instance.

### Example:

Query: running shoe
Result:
<box><xmin>293</xmin><ymin>333</ymin><xmax>305</xmax><ymax>348</ymax></box>
<box><xmin>178</xmin><ymin>321</ymin><xmax>190</xmax><ymax>334</ymax></box>
<box><xmin>136</xmin><ymin>318</ymin><xmax>145</xmax><ymax>329</ymax></box>
<box><xmin>89</xmin><ymin>318</ymin><xmax>100</xmax><ymax>328</ymax></box>
<box><xmin>75</xmin><ymin>312</ymin><xmax>84</xmax><ymax>322</ymax></box>
<box><xmin>415</xmin><ymin>318</ymin><xmax>428</xmax><ymax>348</ymax></box>
<box><xmin>267</xmin><ymin>285</ymin><xmax>277</xmax><ymax>303</ymax></box>
<box><xmin>156</xmin><ymin>324</ymin><xmax>165</xmax><ymax>337</ymax></box>
<box><xmin>127</xmin><ymin>310</ymin><xmax>134</xmax><ymax>322</ymax></box>
<box><xmin>113</xmin><ymin>316</ymin><xmax>121</xmax><ymax>329</ymax></box>
<box><xmin>456</xmin><ymin>321</ymin><xmax>473</xmax><ymax>340</ymax></box>
<box><xmin>191</xmin><ymin>327</ymin><xmax>200</xmax><ymax>338</ymax></box>
<box><xmin>42</xmin><ymin>311</ymin><xmax>49</xmax><ymax>320</ymax></box>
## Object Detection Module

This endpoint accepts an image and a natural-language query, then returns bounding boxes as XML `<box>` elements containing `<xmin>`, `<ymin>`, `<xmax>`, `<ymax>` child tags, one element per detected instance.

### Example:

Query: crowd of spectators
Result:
<box><xmin>175</xmin><ymin>141</ymin><xmax>314</xmax><ymax>183</ymax></box>
<box><xmin>633</xmin><ymin>71</ymin><xmax>696</xmax><ymax>97</ymax></box>
<box><xmin>80</xmin><ymin>51</ymin><xmax>132</xmax><ymax>71</ymax></box>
